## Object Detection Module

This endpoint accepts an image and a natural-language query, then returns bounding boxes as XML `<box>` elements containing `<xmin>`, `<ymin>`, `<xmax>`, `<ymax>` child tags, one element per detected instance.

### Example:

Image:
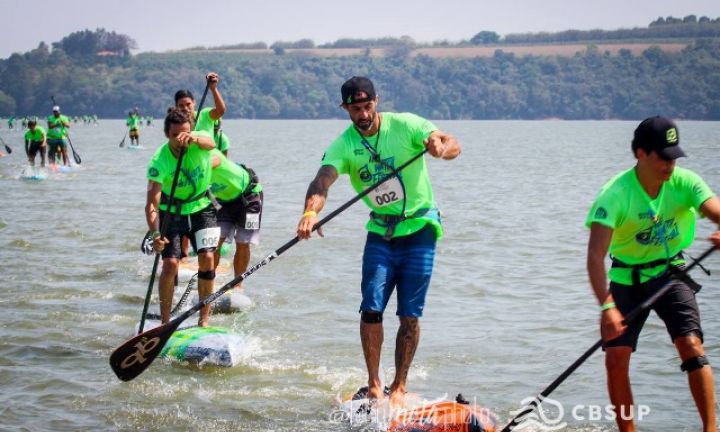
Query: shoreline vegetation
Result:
<box><xmin>1</xmin><ymin>16</ymin><xmax>720</xmax><ymax>120</ymax></box>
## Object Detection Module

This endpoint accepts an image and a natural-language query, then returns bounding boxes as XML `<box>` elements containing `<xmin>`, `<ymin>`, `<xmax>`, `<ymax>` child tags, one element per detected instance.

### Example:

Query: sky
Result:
<box><xmin>2</xmin><ymin>0</ymin><xmax>720</xmax><ymax>58</ymax></box>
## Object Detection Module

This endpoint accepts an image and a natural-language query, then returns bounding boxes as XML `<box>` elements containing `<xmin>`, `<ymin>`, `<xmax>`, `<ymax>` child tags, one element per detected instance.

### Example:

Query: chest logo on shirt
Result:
<box><xmin>635</xmin><ymin>214</ymin><xmax>679</xmax><ymax>246</ymax></box>
<box><xmin>357</xmin><ymin>156</ymin><xmax>397</xmax><ymax>184</ymax></box>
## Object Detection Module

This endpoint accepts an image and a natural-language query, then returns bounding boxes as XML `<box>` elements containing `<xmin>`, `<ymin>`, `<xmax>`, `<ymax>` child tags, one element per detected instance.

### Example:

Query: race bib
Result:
<box><xmin>195</xmin><ymin>227</ymin><xmax>220</xmax><ymax>249</ymax></box>
<box><xmin>245</xmin><ymin>213</ymin><xmax>260</xmax><ymax>230</ymax></box>
<box><xmin>369</xmin><ymin>177</ymin><xmax>404</xmax><ymax>207</ymax></box>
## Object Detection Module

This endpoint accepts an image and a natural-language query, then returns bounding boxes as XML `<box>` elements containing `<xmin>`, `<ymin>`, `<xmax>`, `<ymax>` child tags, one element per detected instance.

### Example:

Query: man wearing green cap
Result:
<box><xmin>587</xmin><ymin>116</ymin><xmax>720</xmax><ymax>432</ymax></box>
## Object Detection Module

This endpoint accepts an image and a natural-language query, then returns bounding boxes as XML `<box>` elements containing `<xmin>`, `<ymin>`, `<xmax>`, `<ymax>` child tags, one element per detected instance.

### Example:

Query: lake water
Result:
<box><xmin>0</xmin><ymin>119</ymin><xmax>719</xmax><ymax>431</ymax></box>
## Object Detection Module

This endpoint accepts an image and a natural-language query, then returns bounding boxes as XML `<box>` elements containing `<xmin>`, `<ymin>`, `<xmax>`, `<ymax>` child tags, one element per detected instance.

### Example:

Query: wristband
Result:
<box><xmin>600</xmin><ymin>301</ymin><xmax>616</xmax><ymax>311</ymax></box>
<box><xmin>303</xmin><ymin>210</ymin><xmax>317</xmax><ymax>218</ymax></box>
<box><xmin>150</xmin><ymin>230</ymin><xmax>161</xmax><ymax>239</ymax></box>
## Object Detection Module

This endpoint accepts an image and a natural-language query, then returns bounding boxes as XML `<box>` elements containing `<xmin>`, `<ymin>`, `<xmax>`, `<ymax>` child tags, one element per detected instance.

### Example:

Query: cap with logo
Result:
<box><xmin>632</xmin><ymin>116</ymin><xmax>685</xmax><ymax>160</ymax></box>
<box><xmin>340</xmin><ymin>76</ymin><xmax>377</xmax><ymax>105</ymax></box>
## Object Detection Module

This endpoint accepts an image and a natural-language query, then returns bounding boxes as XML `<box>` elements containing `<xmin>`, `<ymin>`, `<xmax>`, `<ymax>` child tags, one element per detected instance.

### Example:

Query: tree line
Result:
<box><xmin>1</xmin><ymin>33</ymin><xmax>720</xmax><ymax>120</ymax></box>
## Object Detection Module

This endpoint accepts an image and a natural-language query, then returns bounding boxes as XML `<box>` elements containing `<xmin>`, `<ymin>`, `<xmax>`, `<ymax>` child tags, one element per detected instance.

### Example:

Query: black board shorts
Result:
<box><xmin>158</xmin><ymin>205</ymin><xmax>218</xmax><ymax>259</ymax></box>
<box><xmin>604</xmin><ymin>273</ymin><xmax>703</xmax><ymax>351</ymax></box>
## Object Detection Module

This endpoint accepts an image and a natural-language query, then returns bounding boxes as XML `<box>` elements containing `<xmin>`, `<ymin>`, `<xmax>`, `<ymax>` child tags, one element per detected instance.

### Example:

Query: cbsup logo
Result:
<box><xmin>508</xmin><ymin>396</ymin><xmax>567</xmax><ymax>431</ymax></box>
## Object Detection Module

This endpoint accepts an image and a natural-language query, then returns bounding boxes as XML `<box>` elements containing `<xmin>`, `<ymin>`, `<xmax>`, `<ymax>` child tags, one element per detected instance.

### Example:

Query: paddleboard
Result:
<box><xmin>127</xmin><ymin>145</ymin><xmax>145</xmax><ymax>150</ymax></box>
<box><xmin>338</xmin><ymin>388</ymin><xmax>497</xmax><ymax>432</ymax></box>
<box><xmin>50</xmin><ymin>163</ymin><xmax>78</xmax><ymax>173</ymax></box>
<box><xmin>191</xmin><ymin>290</ymin><xmax>254</xmax><ymax>314</ymax></box>
<box><xmin>19</xmin><ymin>165</ymin><xmax>48</xmax><ymax>180</ymax></box>
<box><xmin>136</xmin><ymin>319</ymin><xmax>249</xmax><ymax>367</ymax></box>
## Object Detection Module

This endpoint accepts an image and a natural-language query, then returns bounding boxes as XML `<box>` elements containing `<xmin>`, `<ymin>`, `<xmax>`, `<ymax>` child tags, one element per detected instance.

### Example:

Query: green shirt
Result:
<box><xmin>46</xmin><ymin>115</ymin><xmax>69</xmax><ymax>139</ymax></box>
<box><xmin>195</xmin><ymin>107</ymin><xmax>215</xmax><ymax>134</ymax></box>
<box><xmin>127</xmin><ymin>114</ymin><xmax>140</xmax><ymax>130</ymax></box>
<box><xmin>146</xmin><ymin>131</ymin><xmax>214</xmax><ymax>215</ymax></box>
<box><xmin>25</xmin><ymin>126</ymin><xmax>46</xmax><ymax>142</ymax></box>
<box><xmin>586</xmin><ymin>166</ymin><xmax>715</xmax><ymax>285</ymax></box>
<box><xmin>214</xmin><ymin>130</ymin><xmax>230</xmax><ymax>153</ymax></box>
<box><xmin>322</xmin><ymin>112</ymin><xmax>441</xmax><ymax>239</ymax></box>
<box><xmin>209</xmin><ymin>149</ymin><xmax>251</xmax><ymax>201</ymax></box>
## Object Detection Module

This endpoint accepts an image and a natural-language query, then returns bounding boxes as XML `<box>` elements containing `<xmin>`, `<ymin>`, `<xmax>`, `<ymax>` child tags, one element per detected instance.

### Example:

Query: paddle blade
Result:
<box><xmin>109</xmin><ymin>320</ymin><xmax>179</xmax><ymax>381</ymax></box>
<box><xmin>5</xmin><ymin>144</ymin><xmax>11</xmax><ymax>154</ymax></box>
<box><xmin>72</xmin><ymin>149</ymin><xmax>82</xmax><ymax>165</ymax></box>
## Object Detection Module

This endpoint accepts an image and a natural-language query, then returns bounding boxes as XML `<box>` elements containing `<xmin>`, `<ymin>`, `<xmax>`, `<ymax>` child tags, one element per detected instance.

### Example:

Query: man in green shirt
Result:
<box><xmin>24</xmin><ymin>118</ymin><xmax>47</xmax><ymax>167</ymax></box>
<box><xmin>126</xmin><ymin>111</ymin><xmax>141</xmax><ymax>146</ymax></box>
<box><xmin>145</xmin><ymin>108</ymin><xmax>218</xmax><ymax>327</ymax></box>
<box><xmin>175</xmin><ymin>72</ymin><xmax>226</xmax><ymax>259</ymax></box>
<box><xmin>174</xmin><ymin>72</ymin><xmax>225</xmax><ymax>135</ymax></box>
<box><xmin>46</xmin><ymin>105</ymin><xmax>70</xmax><ymax>166</ymax></box>
<box><xmin>587</xmin><ymin>116</ymin><xmax>720</xmax><ymax>432</ymax></box>
<box><xmin>296</xmin><ymin>76</ymin><xmax>461</xmax><ymax>407</ymax></box>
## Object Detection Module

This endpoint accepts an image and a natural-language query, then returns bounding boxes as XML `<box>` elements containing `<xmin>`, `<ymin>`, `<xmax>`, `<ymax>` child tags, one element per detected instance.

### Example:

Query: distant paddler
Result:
<box><xmin>24</xmin><ymin>118</ymin><xmax>47</xmax><ymax>167</ymax></box>
<box><xmin>126</xmin><ymin>110</ymin><xmax>141</xmax><ymax>146</ymax></box>
<box><xmin>209</xmin><ymin>149</ymin><xmax>263</xmax><ymax>289</ymax></box>
<box><xmin>46</xmin><ymin>105</ymin><xmax>70</xmax><ymax>167</ymax></box>
<box><xmin>145</xmin><ymin>108</ymin><xmax>219</xmax><ymax>327</ymax></box>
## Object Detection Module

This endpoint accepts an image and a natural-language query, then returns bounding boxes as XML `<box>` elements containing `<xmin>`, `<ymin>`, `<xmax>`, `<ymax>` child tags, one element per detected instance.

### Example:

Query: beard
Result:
<box><xmin>353</xmin><ymin>112</ymin><xmax>376</xmax><ymax>132</ymax></box>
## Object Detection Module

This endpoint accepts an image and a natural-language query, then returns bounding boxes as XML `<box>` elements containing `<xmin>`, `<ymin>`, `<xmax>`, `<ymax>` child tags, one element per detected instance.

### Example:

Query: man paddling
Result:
<box><xmin>24</xmin><ymin>118</ymin><xmax>47</xmax><ymax>168</ymax></box>
<box><xmin>126</xmin><ymin>110</ymin><xmax>141</xmax><ymax>146</ymax></box>
<box><xmin>175</xmin><ymin>72</ymin><xmax>226</xmax><ymax>260</ymax></box>
<box><xmin>46</xmin><ymin>105</ymin><xmax>70</xmax><ymax>167</ymax></box>
<box><xmin>586</xmin><ymin>116</ymin><xmax>720</xmax><ymax>432</ymax></box>
<box><xmin>296</xmin><ymin>76</ymin><xmax>461</xmax><ymax>407</ymax></box>
<box><xmin>175</xmin><ymin>72</ymin><xmax>225</xmax><ymax>134</ymax></box>
<box><xmin>145</xmin><ymin>108</ymin><xmax>218</xmax><ymax>327</ymax></box>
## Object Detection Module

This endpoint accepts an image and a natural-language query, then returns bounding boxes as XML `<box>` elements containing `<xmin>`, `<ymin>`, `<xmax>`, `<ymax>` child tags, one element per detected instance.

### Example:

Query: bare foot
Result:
<box><xmin>368</xmin><ymin>385</ymin><xmax>387</xmax><ymax>400</ymax></box>
<box><xmin>389</xmin><ymin>389</ymin><xmax>407</xmax><ymax>409</ymax></box>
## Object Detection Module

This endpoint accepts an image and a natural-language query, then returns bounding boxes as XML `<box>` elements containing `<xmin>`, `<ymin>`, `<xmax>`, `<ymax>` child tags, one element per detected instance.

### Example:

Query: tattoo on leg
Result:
<box><xmin>395</xmin><ymin>318</ymin><xmax>420</xmax><ymax>385</ymax></box>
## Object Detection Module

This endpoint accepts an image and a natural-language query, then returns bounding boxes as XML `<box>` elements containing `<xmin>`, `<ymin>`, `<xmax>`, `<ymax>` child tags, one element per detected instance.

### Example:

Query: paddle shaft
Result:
<box><xmin>137</xmin><ymin>83</ymin><xmax>211</xmax><ymax>333</ymax></box>
<box><xmin>501</xmin><ymin>245</ymin><xmax>716</xmax><ymax>432</ymax></box>
<box><xmin>111</xmin><ymin>149</ymin><xmax>428</xmax><ymax>381</ymax></box>
<box><xmin>119</xmin><ymin>131</ymin><xmax>127</xmax><ymax>148</ymax></box>
<box><xmin>50</xmin><ymin>96</ymin><xmax>81</xmax><ymax>164</ymax></box>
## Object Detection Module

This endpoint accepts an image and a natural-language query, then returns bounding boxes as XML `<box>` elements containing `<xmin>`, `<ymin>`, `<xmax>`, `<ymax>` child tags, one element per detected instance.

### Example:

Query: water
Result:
<box><xmin>1</xmin><ymin>119</ymin><xmax>719</xmax><ymax>431</ymax></box>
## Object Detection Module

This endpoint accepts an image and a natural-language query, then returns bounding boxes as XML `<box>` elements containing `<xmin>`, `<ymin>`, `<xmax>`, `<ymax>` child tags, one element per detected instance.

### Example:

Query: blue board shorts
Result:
<box><xmin>47</xmin><ymin>138</ymin><xmax>66</xmax><ymax>154</ymax></box>
<box><xmin>360</xmin><ymin>224</ymin><xmax>437</xmax><ymax>318</ymax></box>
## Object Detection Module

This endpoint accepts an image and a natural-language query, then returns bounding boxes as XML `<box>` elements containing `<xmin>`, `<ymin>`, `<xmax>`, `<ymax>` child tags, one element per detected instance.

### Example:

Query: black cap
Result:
<box><xmin>341</xmin><ymin>76</ymin><xmax>376</xmax><ymax>105</ymax></box>
<box><xmin>632</xmin><ymin>116</ymin><xmax>685</xmax><ymax>160</ymax></box>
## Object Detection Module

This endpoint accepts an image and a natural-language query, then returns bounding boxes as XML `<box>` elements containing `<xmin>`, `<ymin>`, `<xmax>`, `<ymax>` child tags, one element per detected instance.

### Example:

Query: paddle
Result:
<box><xmin>110</xmin><ymin>149</ymin><xmax>429</xmax><ymax>381</ymax></box>
<box><xmin>500</xmin><ymin>245</ymin><xmax>716</xmax><ymax>432</ymax></box>
<box><xmin>137</xmin><ymin>82</ymin><xmax>211</xmax><ymax>334</ymax></box>
<box><xmin>50</xmin><ymin>96</ymin><xmax>82</xmax><ymax>164</ymax></box>
<box><xmin>0</xmin><ymin>135</ymin><xmax>11</xmax><ymax>154</ymax></box>
<box><xmin>119</xmin><ymin>131</ymin><xmax>127</xmax><ymax>148</ymax></box>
